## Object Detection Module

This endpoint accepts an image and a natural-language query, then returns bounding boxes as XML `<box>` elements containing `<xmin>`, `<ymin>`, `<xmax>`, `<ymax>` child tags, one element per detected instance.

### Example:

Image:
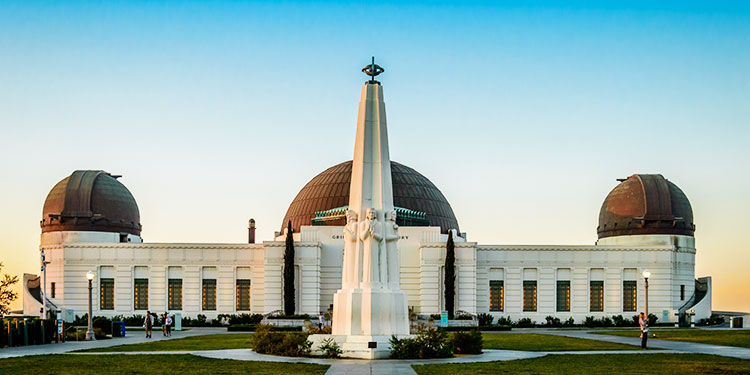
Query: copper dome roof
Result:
<box><xmin>597</xmin><ymin>174</ymin><xmax>694</xmax><ymax>239</ymax></box>
<box><xmin>41</xmin><ymin>170</ymin><xmax>142</xmax><ymax>236</ymax></box>
<box><xmin>282</xmin><ymin>160</ymin><xmax>459</xmax><ymax>234</ymax></box>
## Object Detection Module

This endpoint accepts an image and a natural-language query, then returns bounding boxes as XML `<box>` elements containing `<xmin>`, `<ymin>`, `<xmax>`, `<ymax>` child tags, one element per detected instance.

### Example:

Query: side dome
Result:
<box><xmin>597</xmin><ymin>174</ymin><xmax>694</xmax><ymax>239</ymax></box>
<box><xmin>41</xmin><ymin>170</ymin><xmax>142</xmax><ymax>236</ymax></box>
<box><xmin>282</xmin><ymin>161</ymin><xmax>459</xmax><ymax>234</ymax></box>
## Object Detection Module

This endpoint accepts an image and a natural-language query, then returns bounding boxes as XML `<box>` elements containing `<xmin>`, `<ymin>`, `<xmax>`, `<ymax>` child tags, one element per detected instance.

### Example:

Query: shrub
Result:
<box><xmin>228</xmin><ymin>313</ymin><xmax>264</xmax><ymax>325</ymax></box>
<box><xmin>476</xmin><ymin>325</ymin><xmax>511</xmax><ymax>331</ymax></box>
<box><xmin>306</xmin><ymin>326</ymin><xmax>332</xmax><ymax>334</ymax></box>
<box><xmin>477</xmin><ymin>313</ymin><xmax>494</xmax><ymax>326</ymax></box>
<box><xmin>390</xmin><ymin>327</ymin><xmax>452</xmax><ymax>359</ymax></box>
<box><xmin>514</xmin><ymin>318</ymin><xmax>535</xmax><ymax>328</ymax></box>
<box><xmin>318</xmin><ymin>338</ymin><xmax>342</xmax><ymax>358</ymax></box>
<box><xmin>450</xmin><ymin>329</ymin><xmax>483</xmax><ymax>354</ymax></box>
<box><xmin>92</xmin><ymin>316</ymin><xmax>112</xmax><ymax>335</ymax></box>
<box><xmin>563</xmin><ymin>317</ymin><xmax>576</xmax><ymax>327</ymax></box>
<box><xmin>648</xmin><ymin>313</ymin><xmax>658</xmax><ymax>325</ymax></box>
<box><xmin>601</xmin><ymin>317</ymin><xmax>613</xmax><ymax>327</ymax></box>
<box><xmin>612</xmin><ymin>315</ymin><xmax>628</xmax><ymax>327</ymax></box>
<box><xmin>429</xmin><ymin>314</ymin><xmax>441</xmax><ymax>321</ymax></box>
<box><xmin>267</xmin><ymin>314</ymin><xmax>311</xmax><ymax>319</ymax></box>
<box><xmin>584</xmin><ymin>316</ymin><xmax>599</xmax><ymax>328</ymax></box>
<box><xmin>454</xmin><ymin>314</ymin><xmax>473</xmax><ymax>320</ymax></box>
<box><xmin>251</xmin><ymin>324</ymin><xmax>311</xmax><ymax>357</ymax></box>
<box><xmin>496</xmin><ymin>316</ymin><xmax>512</xmax><ymax>326</ymax></box>
<box><xmin>390</xmin><ymin>335</ymin><xmax>422</xmax><ymax>359</ymax></box>
<box><xmin>544</xmin><ymin>316</ymin><xmax>561</xmax><ymax>327</ymax></box>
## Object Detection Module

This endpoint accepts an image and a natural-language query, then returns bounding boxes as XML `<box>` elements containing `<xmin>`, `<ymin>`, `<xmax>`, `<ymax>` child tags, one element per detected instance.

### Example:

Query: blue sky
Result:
<box><xmin>1</xmin><ymin>1</ymin><xmax>748</xmax><ymax>310</ymax></box>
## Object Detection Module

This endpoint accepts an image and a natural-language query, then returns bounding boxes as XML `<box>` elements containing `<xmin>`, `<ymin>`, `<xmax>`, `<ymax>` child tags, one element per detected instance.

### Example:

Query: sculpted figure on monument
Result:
<box><xmin>360</xmin><ymin>208</ymin><xmax>383</xmax><ymax>285</ymax></box>
<box><xmin>342</xmin><ymin>209</ymin><xmax>359</xmax><ymax>287</ymax></box>
<box><xmin>384</xmin><ymin>210</ymin><xmax>400</xmax><ymax>288</ymax></box>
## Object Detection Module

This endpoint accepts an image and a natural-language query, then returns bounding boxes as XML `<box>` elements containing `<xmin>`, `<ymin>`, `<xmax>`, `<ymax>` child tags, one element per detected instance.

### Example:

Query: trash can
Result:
<box><xmin>112</xmin><ymin>321</ymin><xmax>125</xmax><ymax>337</ymax></box>
<box><xmin>732</xmin><ymin>317</ymin><xmax>743</xmax><ymax>328</ymax></box>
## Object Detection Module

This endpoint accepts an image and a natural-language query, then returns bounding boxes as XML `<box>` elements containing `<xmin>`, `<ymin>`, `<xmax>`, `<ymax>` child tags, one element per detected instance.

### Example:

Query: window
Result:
<box><xmin>237</xmin><ymin>279</ymin><xmax>251</xmax><ymax>311</ymax></box>
<box><xmin>681</xmin><ymin>285</ymin><xmax>685</xmax><ymax>301</ymax></box>
<box><xmin>523</xmin><ymin>280</ymin><xmax>537</xmax><ymax>312</ymax></box>
<box><xmin>168</xmin><ymin>279</ymin><xmax>182</xmax><ymax>310</ymax></box>
<box><xmin>623</xmin><ymin>280</ymin><xmax>637</xmax><ymax>312</ymax></box>
<box><xmin>590</xmin><ymin>280</ymin><xmax>604</xmax><ymax>312</ymax></box>
<box><xmin>100</xmin><ymin>278</ymin><xmax>114</xmax><ymax>310</ymax></box>
<box><xmin>202</xmin><ymin>279</ymin><xmax>217</xmax><ymax>310</ymax></box>
<box><xmin>51</xmin><ymin>282</ymin><xmax>56</xmax><ymax>298</ymax></box>
<box><xmin>556</xmin><ymin>280</ymin><xmax>570</xmax><ymax>312</ymax></box>
<box><xmin>134</xmin><ymin>278</ymin><xmax>148</xmax><ymax>310</ymax></box>
<box><xmin>119</xmin><ymin>233</ymin><xmax>129</xmax><ymax>243</ymax></box>
<box><xmin>489</xmin><ymin>280</ymin><xmax>503</xmax><ymax>312</ymax></box>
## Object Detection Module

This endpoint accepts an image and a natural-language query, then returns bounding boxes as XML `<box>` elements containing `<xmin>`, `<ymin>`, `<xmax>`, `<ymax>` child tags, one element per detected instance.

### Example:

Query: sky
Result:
<box><xmin>1</xmin><ymin>1</ymin><xmax>748</xmax><ymax>312</ymax></box>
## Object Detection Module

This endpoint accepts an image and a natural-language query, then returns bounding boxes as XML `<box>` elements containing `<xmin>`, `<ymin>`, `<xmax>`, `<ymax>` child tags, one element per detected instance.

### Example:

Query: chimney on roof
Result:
<box><xmin>248</xmin><ymin>218</ymin><xmax>256</xmax><ymax>244</ymax></box>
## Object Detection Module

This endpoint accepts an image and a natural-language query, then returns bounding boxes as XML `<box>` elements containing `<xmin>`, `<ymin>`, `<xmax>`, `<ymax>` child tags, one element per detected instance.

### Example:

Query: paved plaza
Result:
<box><xmin>2</xmin><ymin>328</ymin><xmax>749</xmax><ymax>375</ymax></box>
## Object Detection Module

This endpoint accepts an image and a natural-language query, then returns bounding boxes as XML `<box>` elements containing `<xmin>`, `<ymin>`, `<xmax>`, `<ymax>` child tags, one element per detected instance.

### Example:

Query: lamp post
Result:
<box><xmin>40</xmin><ymin>248</ymin><xmax>50</xmax><ymax>319</ymax></box>
<box><xmin>642</xmin><ymin>270</ymin><xmax>651</xmax><ymax>317</ymax></box>
<box><xmin>85</xmin><ymin>270</ymin><xmax>95</xmax><ymax>341</ymax></box>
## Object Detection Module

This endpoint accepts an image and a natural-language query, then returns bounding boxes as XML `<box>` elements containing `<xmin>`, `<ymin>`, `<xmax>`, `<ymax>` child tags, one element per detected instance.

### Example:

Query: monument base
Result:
<box><xmin>308</xmin><ymin>334</ymin><xmax>412</xmax><ymax>359</ymax></box>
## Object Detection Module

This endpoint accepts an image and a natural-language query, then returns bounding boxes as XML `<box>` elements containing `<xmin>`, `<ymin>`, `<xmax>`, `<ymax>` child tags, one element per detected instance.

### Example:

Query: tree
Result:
<box><xmin>0</xmin><ymin>262</ymin><xmax>19</xmax><ymax>316</ymax></box>
<box><xmin>444</xmin><ymin>230</ymin><xmax>456</xmax><ymax>319</ymax></box>
<box><xmin>283</xmin><ymin>220</ymin><xmax>295</xmax><ymax>316</ymax></box>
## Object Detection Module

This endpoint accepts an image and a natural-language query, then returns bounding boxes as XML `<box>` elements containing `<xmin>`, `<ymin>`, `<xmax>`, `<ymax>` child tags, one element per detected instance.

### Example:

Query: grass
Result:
<box><xmin>482</xmin><ymin>333</ymin><xmax>639</xmax><ymax>351</ymax></box>
<box><xmin>594</xmin><ymin>329</ymin><xmax>750</xmax><ymax>348</ymax></box>
<box><xmin>413</xmin><ymin>353</ymin><xmax>750</xmax><ymax>374</ymax></box>
<box><xmin>78</xmin><ymin>333</ymin><xmax>253</xmax><ymax>352</ymax></box>
<box><xmin>0</xmin><ymin>354</ymin><xmax>327</xmax><ymax>375</ymax></box>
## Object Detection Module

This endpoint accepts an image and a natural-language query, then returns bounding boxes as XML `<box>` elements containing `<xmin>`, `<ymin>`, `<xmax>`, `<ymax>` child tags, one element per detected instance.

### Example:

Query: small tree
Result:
<box><xmin>283</xmin><ymin>221</ymin><xmax>295</xmax><ymax>316</ymax></box>
<box><xmin>444</xmin><ymin>230</ymin><xmax>456</xmax><ymax>319</ymax></box>
<box><xmin>0</xmin><ymin>262</ymin><xmax>19</xmax><ymax>316</ymax></box>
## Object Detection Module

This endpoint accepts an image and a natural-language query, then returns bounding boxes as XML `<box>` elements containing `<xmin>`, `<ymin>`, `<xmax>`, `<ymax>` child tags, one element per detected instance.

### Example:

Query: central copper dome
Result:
<box><xmin>282</xmin><ymin>161</ymin><xmax>459</xmax><ymax>234</ymax></box>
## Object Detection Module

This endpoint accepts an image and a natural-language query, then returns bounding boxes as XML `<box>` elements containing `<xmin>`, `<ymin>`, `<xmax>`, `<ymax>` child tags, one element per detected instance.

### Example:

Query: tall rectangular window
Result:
<box><xmin>51</xmin><ymin>282</ymin><xmax>56</xmax><ymax>298</ymax></box>
<box><xmin>100</xmin><ymin>278</ymin><xmax>114</xmax><ymax>310</ymax></box>
<box><xmin>523</xmin><ymin>280</ymin><xmax>537</xmax><ymax>312</ymax></box>
<box><xmin>236</xmin><ymin>279</ymin><xmax>251</xmax><ymax>311</ymax></box>
<box><xmin>489</xmin><ymin>280</ymin><xmax>503</xmax><ymax>312</ymax></box>
<box><xmin>681</xmin><ymin>285</ymin><xmax>685</xmax><ymax>301</ymax></box>
<box><xmin>202</xmin><ymin>279</ymin><xmax>217</xmax><ymax>310</ymax></box>
<box><xmin>623</xmin><ymin>280</ymin><xmax>637</xmax><ymax>312</ymax></box>
<box><xmin>590</xmin><ymin>280</ymin><xmax>604</xmax><ymax>312</ymax></box>
<box><xmin>556</xmin><ymin>280</ymin><xmax>570</xmax><ymax>312</ymax></box>
<box><xmin>168</xmin><ymin>279</ymin><xmax>182</xmax><ymax>310</ymax></box>
<box><xmin>134</xmin><ymin>278</ymin><xmax>148</xmax><ymax>310</ymax></box>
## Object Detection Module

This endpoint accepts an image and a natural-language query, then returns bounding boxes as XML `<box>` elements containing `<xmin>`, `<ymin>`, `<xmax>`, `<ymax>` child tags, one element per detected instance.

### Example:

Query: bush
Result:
<box><xmin>450</xmin><ymin>329</ymin><xmax>482</xmax><ymax>354</ymax></box>
<box><xmin>250</xmin><ymin>324</ymin><xmax>311</xmax><ymax>357</ymax></box>
<box><xmin>648</xmin><ymin>313</ymin><xmax>658</xmax><ymax>326</ymax></box>
<box><xmin>544</xmin><ymin>316</ymin><xmax>561</xmax><ymax>327</ymax></box>
<box><xmin>228</xmin><ymin>314</ymin><xmax>263</xmax><ymax>325</ymax></box>
<box><xmin>92</xmin><ymin>316</ymin><xmax>113</xmax><ymax>335</ymax></box>
<box><xmin>476</xmin><ymin>325</ymin><xmax>511</xmax><ymax>331</ymax></box>
<box><xmin>477</xmin><ymin>313</ymin><xmax>494</xmax><ymax>326</ymax></box>
<box><xmin>514</xmin><ymin>318</ymin><xmax>535</xmax><ymax>328</ymax></box>
<box><xmin>306</xmin><ymin>326</ymin><xmax>332</xmax><ymax>334</ymax></box>
<box><xmin>319</xmin><ymin>338</ymin><xmax>343</xmax><ymax>358</ymax></box>
<box><xmin>563</xmin><ymin>317</ymin><xmax>576</xmax><ymax>327</ymax></box>
<box><xmin>584</xmin><ymin>316</ymin><xmax>599</xmax><ymax>328</ymax></box>
<box><xmin>267</xmin><ymin>314</ymin><xmax>311</xmax><ymax>320</ymax></box>
<box><xmin>429</xmin><ymin>314</ymin><xmax>441</xmax><ymax>321</ymax></box>
<box><xmin>496</xmin><ymin>316</ymin><xmax>512</xmax><ymax>326</ymax></box>
<box><xmin>454</xmin><ymin>314</ymin><xmax>473</xmax><ymax>321</ymax></box>
<box><xmin>601</xmin><ymin>317</ymin><xmax>613</xmax><ymax>327</ymax></box>
<box><xmin>390</xmin><ymin>327</ymin><xmax>452</xmax><ymax>359</ymax></box>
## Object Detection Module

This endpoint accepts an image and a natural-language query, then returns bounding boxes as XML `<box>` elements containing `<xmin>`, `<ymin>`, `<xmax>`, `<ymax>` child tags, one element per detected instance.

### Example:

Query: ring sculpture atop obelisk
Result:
<box><xmin>328</xmin><ymin>58</ymin><xmax>410</xmax><ymax>358</ymax></box>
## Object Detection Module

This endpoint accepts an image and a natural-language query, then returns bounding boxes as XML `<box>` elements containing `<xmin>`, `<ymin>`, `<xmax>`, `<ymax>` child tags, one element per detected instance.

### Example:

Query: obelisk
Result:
<box><xmin>330</xmin><ymin>58</ymin><xmax>410</xmax><ymax>358</ymax></box>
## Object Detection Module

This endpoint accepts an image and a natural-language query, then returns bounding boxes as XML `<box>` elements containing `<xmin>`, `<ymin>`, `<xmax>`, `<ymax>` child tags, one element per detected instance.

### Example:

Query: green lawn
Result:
<box><xmin>482</xmin><ymin>333</ymin><xmax>639</xmax><ymax>351</ymax></box>
<box><xmin>594</xmin><ymin>329</ymin><xmax>750</xmax><ymax>348</ymax></box>
<box><xmin>78</xmin><ymin>333</ymin><xmax>253</xmax><ymax>352</ymax></box>
<box><xmin>0</xmin><ymin>354</ymin><xmax>328</xmax><ymax>375</ymax></box>
<box><xmin>413</xmin><ymin>353</ymin><xmax>750</xmax><ymax>375</ymax></box>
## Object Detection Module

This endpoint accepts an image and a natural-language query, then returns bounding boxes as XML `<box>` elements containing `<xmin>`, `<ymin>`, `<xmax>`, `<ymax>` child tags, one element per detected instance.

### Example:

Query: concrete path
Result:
<box><xmin>0</xmin><ymin>327</ymin><xmax>228</xmax><ymax>359</ymax></box>
<box><xmin>541</xmin><ymin>329</ymin><xmax>750</xmax><ymax>360</ymax></box>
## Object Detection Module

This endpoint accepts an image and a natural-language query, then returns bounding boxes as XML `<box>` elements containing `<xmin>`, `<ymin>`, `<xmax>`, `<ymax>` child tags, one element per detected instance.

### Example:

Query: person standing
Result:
<box><xmin>162</xmin><ymin>313</ymin><xmax>168</xmax><ymax>337</ymax></box>
<box><xmin>166</xmin><ymin>313</ymin><xmax>172</xmax><ymax>337</ymax></box>
<box><xmin>318</xmin><ymin>313</ymin><xmax>325</xmax><ymax>330</ymax></box>
<box><xmin>639</xmin><ymin>312</ymin><xmax>649</xmax><ymax>349</ymax></box>
<box><xmin>144</xmin><ymin>311</ymin><xmax>153</xmax><ymax>339</ymax></box>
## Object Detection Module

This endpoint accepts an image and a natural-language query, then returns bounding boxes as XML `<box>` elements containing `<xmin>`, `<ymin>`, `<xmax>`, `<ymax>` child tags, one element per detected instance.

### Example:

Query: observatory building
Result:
<box><xmin>24</xmin><ymin>66</ymin><xmax>711</xmax><ymax>328</ymax></box>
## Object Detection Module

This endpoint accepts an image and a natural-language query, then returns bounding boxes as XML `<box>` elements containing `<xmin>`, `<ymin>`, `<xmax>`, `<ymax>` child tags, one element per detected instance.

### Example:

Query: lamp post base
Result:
<box><xmin>85</xmin><ymin>330</ymin><xmax>96</xmax><ymax>341</ymax></box>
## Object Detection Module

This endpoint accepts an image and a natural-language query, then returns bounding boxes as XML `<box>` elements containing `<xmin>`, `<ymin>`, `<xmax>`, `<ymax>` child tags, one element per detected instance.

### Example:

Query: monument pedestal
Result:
<box><xmin>309</xmin><ymin>334</ymin><xmax>412</xmax><ymax>359</ymax></box>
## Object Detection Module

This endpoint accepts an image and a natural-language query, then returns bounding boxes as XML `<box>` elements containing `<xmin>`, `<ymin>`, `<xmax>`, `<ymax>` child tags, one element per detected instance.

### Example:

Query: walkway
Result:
<box><xmin>541</xmin><ymin>329</ymin><xmax>750</xmax><ymax>360</ymax></box>
<box><xmin>0</xmin><ymin>327</ymin><xmax>227</xmax><ymax>359</ymax></box>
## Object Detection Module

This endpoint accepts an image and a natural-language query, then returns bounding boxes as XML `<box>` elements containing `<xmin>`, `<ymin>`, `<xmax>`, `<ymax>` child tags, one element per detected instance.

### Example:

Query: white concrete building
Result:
<box><xmin>24</xmin><ymin>81</ymin><xmax>711</xmax><ymax>326</ymax></box>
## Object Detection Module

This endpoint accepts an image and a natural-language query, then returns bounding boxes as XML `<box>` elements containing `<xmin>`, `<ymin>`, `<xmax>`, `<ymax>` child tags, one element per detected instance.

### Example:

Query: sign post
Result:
<box><xmin>440</xmin><ymin>310</ymin><xmax>449</xmax><ymax>327</ymax></box>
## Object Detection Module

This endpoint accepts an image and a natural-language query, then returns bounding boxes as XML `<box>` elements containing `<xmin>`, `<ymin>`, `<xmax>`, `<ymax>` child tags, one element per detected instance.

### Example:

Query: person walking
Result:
<box><xmin>162</xmin><ymin>313</ymin><xmax>168</xmax><ymax>337</ymax></box>
<box><xmin>318</xmin><ymin>313</ymin><xmax>325</xmax><ymax>330</ymax></box>
<box><xmin>639</xmin><ymin>312</ymin><xmax>649</xmax><ymax>349</ymax></box>
<box><xmin>144</xmin><ymin>311</ymin><xmax>153</xmax><ymax>339</ymax></box>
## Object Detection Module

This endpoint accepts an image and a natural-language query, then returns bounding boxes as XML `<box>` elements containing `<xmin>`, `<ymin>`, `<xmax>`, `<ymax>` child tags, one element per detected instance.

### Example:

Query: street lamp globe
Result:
<box><xmin>86</xmin><ymin>270</ymin><xmax>95</xmax><ymax>281</ymax></box>
<box><xmin>642</xmin><ymin>270</ymin><xmax>651</xmax><ymax>279</ymax></box>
